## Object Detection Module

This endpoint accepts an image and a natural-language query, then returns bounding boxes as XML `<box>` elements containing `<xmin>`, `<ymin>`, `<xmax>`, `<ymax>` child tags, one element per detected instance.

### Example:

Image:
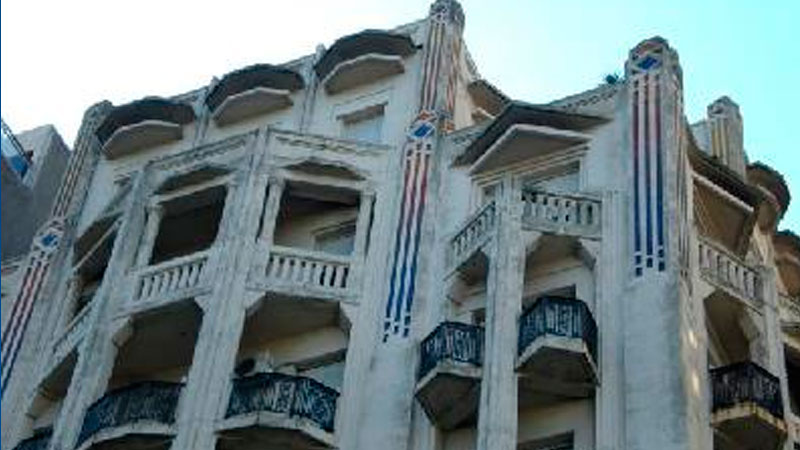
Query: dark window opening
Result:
<box><xmin>150</xmin><ymin>186</ymin><xmax>226</xmax><ymax>265</ymax></box>
<box><xmin>273</xmin><ymin>182</ymin><xmax>360</xmax><ymax>255</ymax></box>
<box><xmin>72</xmin><ymin>232</ymin><xmax>115</xmax><ymax>319</ymax></box>
<box><xmin>786</xmin><ymin>346</ymin><xmax>800</xmax><ymax>416</ymax></box>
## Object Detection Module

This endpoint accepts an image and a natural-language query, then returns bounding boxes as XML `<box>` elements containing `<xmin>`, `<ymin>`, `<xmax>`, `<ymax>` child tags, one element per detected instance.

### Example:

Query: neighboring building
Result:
<box><xmin>2</xmin><ymin>2</ymin><xmax>799</xmax><ymax>450</ymax></box>
<box><xmin>1</xmin><ymin>120</ymin><xmax>70</xmax><ymax>331</ymax></box>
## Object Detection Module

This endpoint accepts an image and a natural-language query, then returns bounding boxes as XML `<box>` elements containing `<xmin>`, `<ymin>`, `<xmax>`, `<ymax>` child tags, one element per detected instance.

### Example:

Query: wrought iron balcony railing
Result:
<box><xmin>226</xmin><ymin>373</ymin><xmax>339</xmax><ymax>433</ymax></box>
<box><xmin>12</xmin><ymin>427</ymin><xmax>52</xmax><ymax>450</ymax></box>
<box><xmin>77</xmin><ymin>381</ymin><xmax>183</xmax><ymax>446</ymax></box>
<box><xmin>518</xmin><ymin>296</ymin><xmax>598</xmax><ymax>363</ymax></box>
<box><xmin>418</xmin><ymin>322</ymin><xmax>484</xmax><ymax>380</ymax></box>
<box><xmin>711</xmin><ymin>361</ymin><xmax>784</xmax><ymax>419</ymax></box>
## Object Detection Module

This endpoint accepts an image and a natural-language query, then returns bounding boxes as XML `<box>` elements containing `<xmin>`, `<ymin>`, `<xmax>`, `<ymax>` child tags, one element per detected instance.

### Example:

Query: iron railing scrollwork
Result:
<box><xmin>12</xmin><ymin>427</ymin><xmax>52</xmax><ymax>450</ymax></box>
<box><xmin>226</xmin><ymin>373</ymin><xmax>339</xmax><ymax>432</ymax></box>
<box><xmin>77</xmin><ymin>381</ymin><xmax>183</xmax><ymax>446</ymax></box>
<box><xmin>418</xmin><ymin>322</ymin><xmax>484</xmax><ymax>380</ymax></box>
<box><xmin>710</xmin><ymin>361</ymin><xmax>784</xmax><ymax>419</ymax></box>
<box><xmin>518</xmin><ymin>296</ymin><xmax>598</xmax><ymax>364</ymax></box>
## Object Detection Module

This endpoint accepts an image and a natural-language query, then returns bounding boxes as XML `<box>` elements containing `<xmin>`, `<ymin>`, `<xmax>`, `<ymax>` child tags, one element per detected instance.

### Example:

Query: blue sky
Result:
<box><xmin>2</xmin><ymin>0</ymin><xmax>797</xmax><ymax>230</ymax></box>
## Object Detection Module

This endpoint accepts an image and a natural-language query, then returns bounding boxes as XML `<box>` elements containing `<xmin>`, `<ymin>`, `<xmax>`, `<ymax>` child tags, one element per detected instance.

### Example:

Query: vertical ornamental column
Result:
<box><xmin>382</xmin><ymin>0</ymin><xmax>464</xmax><ymax>341</ymax></box>
<box><xmin>707</xmin><ymin>96</ymin><xmax>745</xmax><ymax>176</ymax></box>
<box><xmin>626</xmin><ymin>36</ymin><xmax>683</xmax><ymax>277</ymax></box>
<box><xmin>476</xmin><ymin>176</ymin><xmax>524</xmax><ymax>450</ymax></box>
<box><xmin>624</xmin><ymin>37</ymin><xmax>710</xmax><ymax>450</ymax></box>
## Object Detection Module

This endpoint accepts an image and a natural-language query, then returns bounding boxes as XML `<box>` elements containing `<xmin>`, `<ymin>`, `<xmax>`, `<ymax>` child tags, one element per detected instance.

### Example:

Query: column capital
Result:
<box><xmin>268</xmin><ymin>175</ymin><xmax>286</xmax><ymax>189</ymax></box>
<box><xmin>146</xmin><ymin>202</ymin><xmax>164</xmax><ymax>215</ymax></box>
<box><xmin>360</xmin><ymin>188</ymin><xmax>376</xmax><ymax>201</ymax></box>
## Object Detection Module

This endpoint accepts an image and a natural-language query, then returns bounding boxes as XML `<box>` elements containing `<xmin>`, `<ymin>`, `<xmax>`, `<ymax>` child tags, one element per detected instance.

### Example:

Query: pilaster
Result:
<box><xmin>623</xmin><ymin>37</ymin><xmax>708</xmax><ymax>450</ymax></box>
<box><xmin>135</xmin><ymin>204</ymin><xmax>163</xmax><ymax>268</ymax></box>
<box><xmin>476</xmin><ymin>176</ymin><xmax>523</xmax><ymax>450</ymax></box>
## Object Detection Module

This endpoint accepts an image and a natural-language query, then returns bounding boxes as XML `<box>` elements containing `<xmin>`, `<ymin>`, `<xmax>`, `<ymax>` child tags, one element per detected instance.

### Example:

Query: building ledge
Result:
<box><xmin>218</xmin><ymin>412</ymin><xmax>335</xmax><ymax>449</ymax></box>
<box><xmin>469</xmin><ymin>123</ymin><xmax>590</xmax><ymax>175</ymax></box>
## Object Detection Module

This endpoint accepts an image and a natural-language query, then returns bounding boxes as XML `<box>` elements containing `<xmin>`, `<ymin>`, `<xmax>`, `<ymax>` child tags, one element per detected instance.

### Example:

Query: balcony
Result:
<box><xmin>218</xmin><ymin>373</ymin><xmax>338</xmax><ymax>449</ymax></box>
<box><xmin>698</xmin><ymin>237</ymin><xmax>761</xmax><ymax>307</ymax></box>
<box><xmin>415</xmin><ymin>322</ymin><xmax>484</xmax><ymax>429</ymax></box>
<box><xmin>448</xmin><ymin>201</ymin><xmax>496</xmax><ymax>275</ymax></box>
<box><xmin>96</xmin><ymin>98</ymin><xmax>195</xmax><ymax>159</ymax></box>
<box><xmin>129</xmin><ymin>250</ymin><xmax>211</xmax><ymax>309</ymax></box>
<box><xmin>315</xmin><ymin>30</ymin><xmax>416</xmax><ymax>95</ymax></box>
<box><xmin>521</xmin><ymin>190</ymin><xmax>601</xmax><ymax>238</ymax></box>
<box><xmin>517</xmin><ymin>296</ymin><xmax>598</xmax><ymax>407</ymax></box>
<box><xmin>11</xmin><ymin>427</ymin><xmax>51</xmax><ymax>450</ymax></box>
<box><xmin>711</xmin><ymin>362</ymin><xmax>786</xmax><ymax>450</ymax></box>
<box><xmin>260</xmin><ymin>246</ymin><xmax>352</xmax><ymax>297</ymax></box>
<box><xmin>76</xmin><ymin>381</ymin><xmax>183</xmax><ymax>450</ymax></box>
<box><xmin>46</xmin><ymin>299</ymin><xmax>93</xmax><ymax>377</ymax></box>
<box><xmin>206</xmin><ymin>64</ymin><xmax>304</xmax><ymax>126</ymax></box>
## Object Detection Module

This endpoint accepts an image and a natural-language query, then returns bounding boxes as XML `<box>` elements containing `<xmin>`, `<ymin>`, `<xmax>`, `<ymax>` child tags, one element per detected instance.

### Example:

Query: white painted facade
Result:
<box><xmin>2</xmin><ymin>2</ymin><xmax>799</xmax><ymax>450</ymax></box>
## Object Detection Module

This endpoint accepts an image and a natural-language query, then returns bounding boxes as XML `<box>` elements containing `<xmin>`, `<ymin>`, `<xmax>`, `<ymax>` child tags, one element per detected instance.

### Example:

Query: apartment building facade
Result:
<box><xmin>2</xmin><ymin>1</ymin><xmax>799</xmax><ymax>450</ymax></box>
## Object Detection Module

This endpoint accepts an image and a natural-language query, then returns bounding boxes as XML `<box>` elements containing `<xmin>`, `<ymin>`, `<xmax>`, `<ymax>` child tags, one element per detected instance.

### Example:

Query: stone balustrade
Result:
<box><xmin>51</xmin><ymin>300</ymin><xmax>94</xmax><ymax>365</ymax></box>
<box><xmin>520</xmin><ymin>189</ymin><xmax>601</xmax><ymax>237</ymax></box>
<box><xmin>264</xmin><ymin>245</ymin><xmax>351</xmax><ymax>292</ymax></box>
<box><xmin>698</xmin><ymin>238</ymin><xmax>761</xmax><ymax>303</ymax></box>
<box><xmin>134</xmin><ymin>251</ymin><xmax>209</xmax><ymax>303</ymax></box>
<box><xmin>449</xmin><ymin>201</ymin><xmax>496</xmax><ymax>268</ymax></box>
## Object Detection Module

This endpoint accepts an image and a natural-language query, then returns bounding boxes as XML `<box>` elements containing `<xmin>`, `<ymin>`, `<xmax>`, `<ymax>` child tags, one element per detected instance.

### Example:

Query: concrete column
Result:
<box><xmin>135</xmin><ymin>204</ymin><xmax>163</xmax><ymax>267</ymax></box>
<box><xmin>353</xmin><ymin>190</ymin><xmax>375</xmax><ymax>259</ymax></box>
<box><xmin>258</xmin><ymin>177</ymin><xmax>285</xmax><ymax>244</ymax></box>
<box><xmin>759</xmin><ymin>265</ymin><xmax>791</xmax><ymax>419</ymax></box>
<box><xmin>476</xmin><ymin>177</ymin><xmax>524</xmax><ymax>450</ymax></box>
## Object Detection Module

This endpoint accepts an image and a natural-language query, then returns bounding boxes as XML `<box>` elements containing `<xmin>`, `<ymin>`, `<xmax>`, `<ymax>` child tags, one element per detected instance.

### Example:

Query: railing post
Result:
<box><xmin>135</xmin><ymin>204</ymin><xmax>163</xmax><ymax>268</ymax></box>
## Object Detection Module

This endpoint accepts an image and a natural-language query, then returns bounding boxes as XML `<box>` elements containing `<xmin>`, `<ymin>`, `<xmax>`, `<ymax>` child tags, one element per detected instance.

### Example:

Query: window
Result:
<box><xmin>314</xmin><ymin>222</ymin><xmax>356</xmax><ymax>256</ymax></box>
<box><xmin>340</xmin><ymin>104</ymin><xmax>385</xmax><ymax>143</ymax></box>
<box><xmin>150</xmin><ymin>186</ymin><xmax>226</xmax><ymax>264</ymax></box>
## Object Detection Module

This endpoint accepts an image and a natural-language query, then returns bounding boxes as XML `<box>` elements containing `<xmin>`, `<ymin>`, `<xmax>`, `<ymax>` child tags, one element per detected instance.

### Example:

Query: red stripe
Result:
<box><xmin>1</xmin><ymin>260</ymin><xmax>43</xmax><ymax>368</ymax></box>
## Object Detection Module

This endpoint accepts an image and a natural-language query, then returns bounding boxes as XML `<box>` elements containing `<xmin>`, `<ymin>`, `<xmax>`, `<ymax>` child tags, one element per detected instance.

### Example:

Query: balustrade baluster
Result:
<box><xmin>333</xmin><ymin>265</ymin><xmax>345</xmax><ymax>288</ymax></box>
<box><xmin>140</xmin><ymin>277</ymin><xmax>152</xmax><ymax>300</ymax></box>
<box><xmin>322</xmin><ymin>264</ymin><xmax>335</xmax><ymax>287</ymax></box>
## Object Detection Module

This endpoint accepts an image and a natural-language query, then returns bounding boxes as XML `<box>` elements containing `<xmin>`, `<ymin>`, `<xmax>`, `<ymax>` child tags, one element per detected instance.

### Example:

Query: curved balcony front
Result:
<box><xmin>517</xmin><ymin>296</ymin><xmax>598</xmax><ymax>407</ymax></box>
<box><xmin>96</xmin><ymin>98</ymin><xmax>195</xmax><ymax>159</ymax></box>
<box><xmin>415</xmin><ymin>322</ymin><xmax>483</xmax><ymax>429</ymax></box>
<box><xmin>206</xmin><ymin>64</ymin><xmax>304</xmax><ymax>126</ymax></box>
<box><xmin>711</xmin><ymin>362</ymin><xmax>786</xmax><ymax>450</ymax></box>
<box><xmin>76</xmin><ymin>381</ymin><xmax>183</xmax><ymax>450</ymax></box>
<box><xmin>219</xmin><ymin>373</ymin><xmax>338</xmax><ymax>449</ymax></box>
<box><xmin>315</xmin><ymin>30</ymin><xmax>416</xmax><ymax>94</ymax></box>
